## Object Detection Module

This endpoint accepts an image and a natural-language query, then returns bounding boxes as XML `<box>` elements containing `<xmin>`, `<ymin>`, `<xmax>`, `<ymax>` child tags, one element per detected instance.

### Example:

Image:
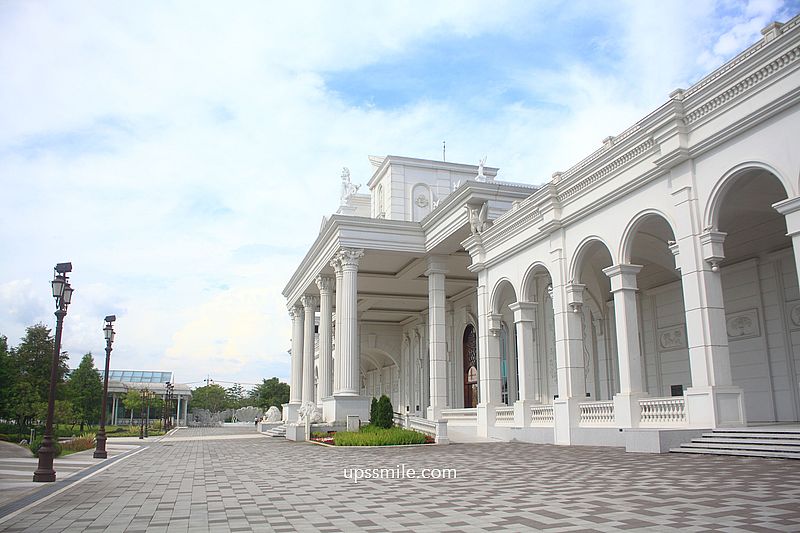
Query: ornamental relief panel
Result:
<box><xmin>656</xmin><ymin>325</ymin><xmax>687</xmax><ymax>352</ymax></box>
<box><xmin>787</xmin><ymin>301</ymin><xmax>800</xmax><ymax>331</ymax></box>
<box><xmin>726</xmin><ymin>308</ymin><xmax>761</xmax><ymax>341</ymax></box>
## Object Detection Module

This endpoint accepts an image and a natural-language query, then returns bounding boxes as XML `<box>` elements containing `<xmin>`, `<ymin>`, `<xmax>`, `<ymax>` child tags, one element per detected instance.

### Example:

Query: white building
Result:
<box><xmin>282</xmin><ymin>16</ymin><xmax>800</xmax><ymax>452</ymax></box>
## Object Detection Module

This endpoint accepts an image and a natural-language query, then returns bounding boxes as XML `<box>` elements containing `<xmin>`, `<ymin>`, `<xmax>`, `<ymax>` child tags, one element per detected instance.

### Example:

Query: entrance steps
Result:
<box><xmin>265</xmin><ymin>425</ymin><xmax>287</xmax><ymax>438</ymax></box>
<box><xmin>670</xmin><ymin>427</ymin><xmax>800</xmax><ymax>459</ymax></box>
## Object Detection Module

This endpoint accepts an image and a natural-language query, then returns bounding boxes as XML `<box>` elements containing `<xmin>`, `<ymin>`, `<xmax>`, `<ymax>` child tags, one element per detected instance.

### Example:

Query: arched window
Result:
<box><xmin>463</xmin><ymin>325</ymin><xmax>478</xmax><ymax>408</ymax></box>
<box><xmin>500</xmin><ymin>323</ymin><xmax>509</xmax><ymax>405</ymax></box>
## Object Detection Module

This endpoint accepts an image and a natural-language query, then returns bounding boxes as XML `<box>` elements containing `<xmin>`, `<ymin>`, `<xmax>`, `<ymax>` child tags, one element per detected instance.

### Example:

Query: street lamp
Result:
<box><xmin>144</xmin><ymin>389</ymin><xmax>151</xmax><ymax>438</ymax></box>
<box><xmin>33</xmin><ymin>262</ymin><xmax>74</xmax><ymax>483</ymax></box>
<box><xmin>139</xmin><ymin>388</ymin><xmax>146</xmax><ymax>440</ymax></box>
<box><xmin>164</xmin><ymin>381</ymin><xmax>174</xmax><ymax>431</ymax></box>
<box><xmin>94</xmin><ymin>315</ymin><xmax>116</xmax><ymax>459</ymax></box>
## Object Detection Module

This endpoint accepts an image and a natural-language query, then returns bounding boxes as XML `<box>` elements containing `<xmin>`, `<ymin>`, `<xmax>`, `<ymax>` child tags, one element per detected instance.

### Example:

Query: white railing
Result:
<box><xmin>441</xmin><ymin>408</ymin><xmax>477</xmax><ymax>425</ymax></box>
<box><xmin>394</xmin><ymin>413</ymin><xmax>449</xmax><ymax>443</ymax></box>
<box><xmin>579</xmin><ymin>401</ymin><xmax>615</xmax><ymax>425</ymax></box>
<box><xmin>530</xmin><ymin>404</ymin><xmax>554</xmax><ymax>425</ymax></box>
<box><xmin>639</xmin><ymin>397</ymin><xmax>686</xmax><ymax>425</ymax></box>
<box><xmin>495</xmin><ymin>406</ymin><xmax>515</xmax><ymax>426</ymax></box>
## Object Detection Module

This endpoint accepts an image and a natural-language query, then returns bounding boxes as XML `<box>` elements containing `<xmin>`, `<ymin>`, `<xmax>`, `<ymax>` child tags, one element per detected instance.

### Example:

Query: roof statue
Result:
<box><xmin>476</xmin><ymin>156</ymin><xmax>487</xmax><ymax>181</ymax></box>
<box><xmin>340</xmin><ymin>167</ymin><xmax>360</xmax><ymax>206</ymax></box>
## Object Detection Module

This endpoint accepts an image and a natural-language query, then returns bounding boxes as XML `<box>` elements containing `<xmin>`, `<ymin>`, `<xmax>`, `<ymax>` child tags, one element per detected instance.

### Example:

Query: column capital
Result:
<box><xmin>508</xmin><ymin>301</ymin><xmax>537</xmax><ymax>323</ymax></box>
<box><xmin>289</xmin><ymin>304</ymin><xmax>304</xmax><ymax>319</ymax></box>
<box><xmin>425</xmin><ymin>254</ymin><xmax>449</xmax><ymax>276</ymax></box>
<box><xmin>337</xmin><ymin>248</ymin><xmax>364</xmax><ymax>269</ymax></box>
<box><xmin>315</xmin><ymin>275</ymin><xmax>335</xmax><ymax>293</ymax></box>
<box><xmin>699</xmin><ymin>230</ymin><xmax>727</xmax><ymax>272</ymax></box>
<box><xmin>300</xmin><ymin>294</ymin><xmax>319</xmax><ymax>310</ymax></box>
<box><xmin>602</xmin><ymin>264</ymin><xmax>643</xmax><ymax>292</ymax></box>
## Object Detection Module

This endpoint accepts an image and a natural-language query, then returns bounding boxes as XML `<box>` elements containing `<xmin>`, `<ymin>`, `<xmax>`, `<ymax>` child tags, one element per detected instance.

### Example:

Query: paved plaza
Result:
<box><xmin>0</xmin><ymin>427</ymin><xmax>798</xmax><ymax>532</ymax></box>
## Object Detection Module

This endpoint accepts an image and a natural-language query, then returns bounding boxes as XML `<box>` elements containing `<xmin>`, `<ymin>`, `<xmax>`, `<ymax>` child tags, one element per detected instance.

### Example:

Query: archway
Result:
<box><xmin>492</xmin><ymin>280</ymin><xmax>519</xmax><ymax>405</ymax></box>
<box><xmin>463</xmin><ymin>325</ymin><xmax>478</xmax><ymax>408</ymax></box>
<box><xmin>521</xmin><ymin>264</ymin><xmax>558</xmax><ymax>403</ymax></box>
<box><xmin>572</xmin><ymin>239</ymin><xmax>615</xmax><ymax>400</ymax></box>
<box><xmin>714</xmin><ymin>167</ymin><xmax>798</xmax><ymax>422</ymax></box>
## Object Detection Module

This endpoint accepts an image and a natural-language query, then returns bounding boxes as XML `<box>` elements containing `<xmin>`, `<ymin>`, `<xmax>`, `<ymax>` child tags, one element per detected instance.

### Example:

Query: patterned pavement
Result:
<box><xmin>0</xmin><ymin>426</ymin><xmax>798</xmax><ymax>532</ymax></box>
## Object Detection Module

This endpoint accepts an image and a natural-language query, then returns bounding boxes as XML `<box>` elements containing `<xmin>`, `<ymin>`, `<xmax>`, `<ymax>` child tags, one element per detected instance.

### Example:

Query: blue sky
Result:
<box><xmin>0</xmin><ymin>0</ymin><xmax>796</xmax><ymax>390</ymax></box>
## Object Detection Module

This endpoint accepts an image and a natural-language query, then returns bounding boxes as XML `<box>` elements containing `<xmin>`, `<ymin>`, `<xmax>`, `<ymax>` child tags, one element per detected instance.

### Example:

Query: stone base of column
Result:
<box><xmin>322</xmin><ymin>395</ymin><xmax>370</xmax><ymax>424</ymax></box>
<box><xmin>513</xmin><ymin>399</ymin><xmax>536</xmax><ymax>428</ymax></box>
<box><xmin>426</xmin><ymin>405</ymin><xmax>444</xmax><ymax>421</ymax></box>
<box><xmin>284</xmin><ymin>402</ymin><xmax>301</xmax><ymax>423</ymax></box>
<box><xmin>613</xmin><ymin>392</ymin><xmax>647</xmax><ymax>428</ymax></box>
<box><xmin>476</xmin><ymin>403</ymin><xmax>496</xmax><ymax>437</ymax></box>
<box><xmin>686</xmin><ymin>385</ymin><xmax>746</xmax><ymax>428</ymax></box>
<box><xmin>553</xmin><ymin>397</ymin><xmax>582</xmax><ymax>445</ymax></box>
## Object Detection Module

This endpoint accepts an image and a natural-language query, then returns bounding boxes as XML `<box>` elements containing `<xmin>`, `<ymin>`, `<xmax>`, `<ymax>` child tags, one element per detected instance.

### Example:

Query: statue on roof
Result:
<box><xmin>340</xmin><ymin>167</ymin><xmax>360</xmax><ymax>206</ymax></box>
<box><xmin>476</xmin><ymin>156</ymin><xmax>487</xmax><ymax>181</ymax></box>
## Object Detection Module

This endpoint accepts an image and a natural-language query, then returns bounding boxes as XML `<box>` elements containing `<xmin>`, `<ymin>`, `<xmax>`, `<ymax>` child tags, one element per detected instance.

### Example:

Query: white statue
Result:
<box><xmin>466</xmin><ymin>202</ymin><xmax>489</xmax><ymax>235</ymax></box>
<box><xmin>340</xmin><ymin>167</ymin><xmax>360</xmax><ymax>206</ymax></box>
<box><xmin>264</xmin><ymin>406</ymin><xmax>281</xmax><ymax>423</ymax></box>
<box><xmin>476</xmin><ymin>156</ymin><xmax>487</xmax><ymax>181</ymax></box>
<box><xmin>298</xmin><ymin>401</ymin><xmax>323</xmax><ymax>424</ymax></box>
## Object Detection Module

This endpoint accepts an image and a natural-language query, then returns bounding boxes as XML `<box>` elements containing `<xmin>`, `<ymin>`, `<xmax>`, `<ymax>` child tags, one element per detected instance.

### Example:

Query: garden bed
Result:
<box><xmin>310</xmin><ymin>425</ymin><xmax>434</xmax><ymax>446</ymax></box>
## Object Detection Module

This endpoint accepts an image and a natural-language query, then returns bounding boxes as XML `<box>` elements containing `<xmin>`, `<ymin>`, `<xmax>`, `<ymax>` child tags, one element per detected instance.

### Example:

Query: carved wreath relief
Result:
<box><xmin>726</xmin><ymin>308</ymin><xmax>760</xmax><ymax>341</ymax></box>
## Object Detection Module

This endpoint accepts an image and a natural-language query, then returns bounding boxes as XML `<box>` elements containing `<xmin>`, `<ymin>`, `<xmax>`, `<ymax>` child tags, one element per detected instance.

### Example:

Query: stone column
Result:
<box><xmin>336</xmin><ymin>248</ymin><xmax>363</xmax><ymax>395</ymax></box>
<box><xmin>672</xmin><ymin>186</ymin><xmax>743</xmax><ymax>427</ymax></box>
<box><xmin>553</xmin><ymin>282</ymin><xmax>587</xmax><ymax>444</ymax></box>
<box><xmin>332</xmin><ymin>258</ymin><xmax>344</xmax><ymax>394</ymax></box>
<box><xmin>316</xmin><ymin>275</ymin><xmax>334</xmax><ymax>401</ymax></box>
<box><xmin>774</xmin><ymin>197</ymin><xmax>800</xmax><ymax>304</ymax></box>
<box><xmin>301</xmin><ymin>294</ymin><xmax>318</xmax><ymax>405</ymax></box>
<box><xmin>426</xmin><ymin>255</ymin><xmax>449</xmax><ymax>422</ymax></box>
<box><xmin>286</xmin><ymin>304</ymin><xmax>304</xmax><ymax>423</ymax></box>
<box><xmin>603</xmin><ymin>264</ymin><xmax>646</xmax><ymax>428</ymax></box>
<box><xmin>176</xmin><ymin>396</ymin><xmax>182</xmax><ymax>426</ymax></box>
<box><xmin>509</xmin><ymin>301</ymin><xmax>537</xmax><ymax>427</ymax></box>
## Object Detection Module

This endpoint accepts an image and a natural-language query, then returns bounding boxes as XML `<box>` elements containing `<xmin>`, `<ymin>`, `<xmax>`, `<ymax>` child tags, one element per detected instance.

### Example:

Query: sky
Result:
<box><xmin>1</xmin><ymin>0</ymin><xmax>797</xmax><ymax>391</ymax></box>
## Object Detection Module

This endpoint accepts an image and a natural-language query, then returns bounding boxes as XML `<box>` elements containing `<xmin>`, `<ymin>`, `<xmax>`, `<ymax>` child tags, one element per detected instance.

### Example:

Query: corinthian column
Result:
<box><xmin>289</xmin><ymin>304</ymin><xmax>304</xmax><ymax>404</ymax></box>
<box><xmin>316</xmin><ymin>275</ymin><xmax>334</xmax><ymax>400</ymax></box>
<box><xmin>332</xmin><ymin>258</ymin><xmax>343</xmax><ymax>393</ymax></box>
<box><xmin>301</xmin><ymin>294</ymin><xmax>318</xmax><ymax>404</ymax></box>
<box><xmin>335</xmin><ymin>248</ymin><xmax>364</xmax><ymax>396</ymax></box>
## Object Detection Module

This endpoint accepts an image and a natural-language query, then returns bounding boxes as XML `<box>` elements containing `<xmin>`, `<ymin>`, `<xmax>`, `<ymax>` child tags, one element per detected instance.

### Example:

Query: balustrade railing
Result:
<box><xmin>530</xmin><ymin>404</ymin><xmax>554</xmax><ymax>425</ymax></box>
<box><xmin>441</xmin><ymin>408</ymin><xmax>478</xmax><ymax>425</ymax></box>
<box><xmin>639</xmin><ymin>397</ymin><xmax>686</xmax><ymax>425</ymax></box>
<box><xmin>579</xmin><ymin>400</ymin><xmax>615</xmax><ymax>425</ymax></box>
<box><xmin>495</xmin><ymin>406</ymin><xmax>515</xmax><ymax>426</ymax></box>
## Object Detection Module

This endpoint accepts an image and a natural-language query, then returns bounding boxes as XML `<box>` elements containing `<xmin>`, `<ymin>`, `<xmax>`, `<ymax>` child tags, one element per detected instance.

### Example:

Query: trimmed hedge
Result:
<box><xmin>333</xmin><ymin>426</ymin><xmax>427</xmax><ymax>446</ymax></box>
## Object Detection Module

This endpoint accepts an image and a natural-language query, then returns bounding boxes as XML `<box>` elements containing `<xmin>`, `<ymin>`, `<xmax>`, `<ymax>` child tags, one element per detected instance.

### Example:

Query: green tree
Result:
<box><xmin>226</xmin><ymin>383</ymin><xmax>246</xmax><ymax>409</ymax></box>
<box><xmin>0</xmin><ymin>335</ymin><xmax>13</xmax><ymax>420</ymax></box>
<box><xmin>374</xmin><ymin>395</ymin><xmax>394</xmax><ymax>429</ymax></box>
<box><xmin>15</xmin><ymin>324</ymin><xmax>69</xmax><ymax>404</ymax></box>
<box><xmin>122</xmin><ymin>389</ymin><xmax>142</xmax><ymax>425</ymax></box>
<box><xmin>191</xmin><ymin>384</ymin><xmax>229</xmax><ymax>412</ymax></box>
<box><xmin>249</xmin><ymin>378</ymin><xmax>289</xmax><ymax>410</ymax></box>
<box><xmin>66</xmin><ymin>353</ymin><xmax>103</xmax><ymax>432</ymax></box>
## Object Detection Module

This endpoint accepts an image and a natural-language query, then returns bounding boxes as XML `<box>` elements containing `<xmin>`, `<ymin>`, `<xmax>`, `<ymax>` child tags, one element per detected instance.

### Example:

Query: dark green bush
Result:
<box><xmin>29</xmin><ymin>436</ymin><xmax>62</xmax><ymax>458</ymax></box>
<box><xmin>369</xmin><ymin>397</ymin><xmax>378</xmax><ymax>423</ymax></box>
<box><xmin>374</xmin><ymin>395</ymin><xmax>394</xmax><ymax>429</ymax></box>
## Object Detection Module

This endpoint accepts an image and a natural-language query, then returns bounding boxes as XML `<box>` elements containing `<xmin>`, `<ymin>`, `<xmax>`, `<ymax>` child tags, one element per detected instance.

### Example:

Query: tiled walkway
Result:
<box><xmin>1</xmin><ymin>427</ymin><xmax>799</xmax><ymax>532</ymax></box>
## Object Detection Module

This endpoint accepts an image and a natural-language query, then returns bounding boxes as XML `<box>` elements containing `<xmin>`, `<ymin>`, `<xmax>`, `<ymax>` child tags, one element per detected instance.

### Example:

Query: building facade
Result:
<box><xmin>282</xmin><ymin>17</ymin><xmax>800</xmax><ymax>451</ymax></box>
<box><xmin>101</xmin><ymin>369</ymin><xmax>192</xmax><ymax>427</ymax></box>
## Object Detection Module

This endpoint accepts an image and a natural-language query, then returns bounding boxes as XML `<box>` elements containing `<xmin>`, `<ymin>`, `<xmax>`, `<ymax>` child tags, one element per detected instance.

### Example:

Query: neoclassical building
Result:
<box><xmin>282</xmin><ymin>17</ymin><xmax>800</xmax><ymax>451</ymax></box>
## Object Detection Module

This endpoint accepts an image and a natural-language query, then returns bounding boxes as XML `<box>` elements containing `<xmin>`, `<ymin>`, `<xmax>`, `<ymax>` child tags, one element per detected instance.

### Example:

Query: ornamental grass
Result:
<box><xmin>333</xmin><ymin>426</ymin><xmax>428</xmax><ymax>446</ymax></box>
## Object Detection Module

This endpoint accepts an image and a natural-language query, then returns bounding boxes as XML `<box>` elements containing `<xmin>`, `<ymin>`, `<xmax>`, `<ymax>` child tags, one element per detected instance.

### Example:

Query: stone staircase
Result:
<box><xmin>671</xmin><ymin>427</ymin><xmax>800</xmax><ymax>459</ymax></box>
<box><xmin>264</xmin><ymin>425</ymin><xmax>286</xmax><ymax>438</ymax></box>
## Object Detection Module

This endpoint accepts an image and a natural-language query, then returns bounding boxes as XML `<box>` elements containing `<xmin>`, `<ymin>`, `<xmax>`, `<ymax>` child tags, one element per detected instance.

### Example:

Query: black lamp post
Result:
<box><xmin>94</xmin><ymin>315</ymin><xmax>116</xmax><ymax>459</ymax></box>
<box><xmin>33</xmin><ymin>262</ymin><xmax>74</xmax><ymax>483</ymax></box>
<box><xmin>139</xmin><ymin>388</ymin><xmax>145</xmax><ymax>440</ymax></box>
<box><xmin>144</xmin><ymin>389</ymin><xmax>150</xmax><ymax>438</ymax></box>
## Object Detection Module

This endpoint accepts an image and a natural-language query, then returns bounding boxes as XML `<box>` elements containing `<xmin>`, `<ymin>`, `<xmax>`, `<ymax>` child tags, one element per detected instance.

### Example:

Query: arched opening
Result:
<box><xmin>626</xmin><ymin>214</ymin><xmax>690</xmax><ymax>398</ymax></box>
<box><xmin>463</xmin><ymin>325</ymin><xmax>478</xmax><ymax>408</ymax></box>
<box><xmin>573</xmin><ymin>240</ymin><xmax>616</xmax><ymax>400</ymax></box>
<box><xmin>521</xmin><ymin>265</ymin><xmax>558</xmax><ymax>404</ymax></box>
<box><xmin>714</xmin><ymin>167</ymin><xmax>798</xmax><ymax>422</ymax></box>
<box><xmin>492</xmin><ymin>280</ymin><xmax>519</xmax><ymax>406</ymax></box>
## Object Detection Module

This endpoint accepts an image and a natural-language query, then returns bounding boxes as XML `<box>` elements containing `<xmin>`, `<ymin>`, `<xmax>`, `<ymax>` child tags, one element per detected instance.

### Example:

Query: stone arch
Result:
<box><xmin>521</xmin><ymin>261</ymin><xmax>553</xmax><ymax>302</ymax></box>
<box><xmin>619</xmin><ymin>209</ymin><xmax>679</xmax><ymax>265</ymax></box>
<box><xmin>490</xmin><ymin>278</ymin><xmax>518</xmax><ymax>314</ymax></box>
<box><xmin>569</xmin><ymin>236</ymin><xmax>614</xmax><ymax>283</ymax></box>
<box><xmin>704</xmin><ymin>161</ymin><xmax>793</xmax><ymax>231</ymax></box>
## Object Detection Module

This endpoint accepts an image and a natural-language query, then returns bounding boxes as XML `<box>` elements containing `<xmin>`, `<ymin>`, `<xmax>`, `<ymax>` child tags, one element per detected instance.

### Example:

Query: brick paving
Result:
<box><xmin>0</xmin><ymin>426</ymin><xmax>798</xmax><ymax>532</ymax></box>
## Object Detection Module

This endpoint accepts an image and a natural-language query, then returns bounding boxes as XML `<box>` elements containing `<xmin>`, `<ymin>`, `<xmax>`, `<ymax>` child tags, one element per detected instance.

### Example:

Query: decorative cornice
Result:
<box><xmin>685</xmin><ymin>44</ymin><xmax>800</xmax><ymax>125</ymax></box>
<box><xmin>556</xmin><ymin>137</ymin><xmax>655</xmax><ymax>203</ymax></box>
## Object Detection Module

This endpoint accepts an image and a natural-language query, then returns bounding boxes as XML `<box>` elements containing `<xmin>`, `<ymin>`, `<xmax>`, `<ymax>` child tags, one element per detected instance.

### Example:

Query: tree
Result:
<box><xmin>122</xmin><ymin>389</ymin><xmax>142</xmax><ymax>425</ymax></box>
<box><xmin>0</xmin><ymin>335</ymin><xmax>13</xmax><ymax>421</ymax></box>
<box><xmin>249</xmin><ymin>378</ymin><xmax>289</xmax><ymax>410</ymax></box>
<box><xmin>374</xmin><ymin>395</ymin><xmax>394</xmax><ymax>429</ymax></box>
<box><xmin>191</xmin><ymin>384</ymin><xmax>229</xmax><ymax>412</ymax></box>
<box><xmin>14</xmin><ymin>324</ymin><xmax>69</xmax><ymax>404</ymax></box>
<box><xmin>226</xmin><ymin>383</ymin><xmax>246</xmax><ymax>409</ymax></box>
<box><xmin>66</xmin><ymin>353</ymin><xmax>103</xmax><ymax>432</ymax></box>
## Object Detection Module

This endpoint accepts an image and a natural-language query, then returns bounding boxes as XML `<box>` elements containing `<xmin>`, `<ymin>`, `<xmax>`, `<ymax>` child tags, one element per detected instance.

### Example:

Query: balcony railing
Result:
<box><xmin>639</xmin><ymin>397</ymin><xmax>686</xmax><ymax>425</ymax></box>
<box><xmin>495</xmin><ymin>406</ymin><xmax>515</xmax><ymax>426</ymax></box>
<box><xmin>579</xmin><ymin>401</ymin><xmax>615</xmax><ymax>425</ymax></box>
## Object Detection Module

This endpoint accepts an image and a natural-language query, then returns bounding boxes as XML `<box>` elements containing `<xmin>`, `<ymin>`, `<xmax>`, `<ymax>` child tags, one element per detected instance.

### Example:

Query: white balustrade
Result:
<box><xmin>579</xmin><ymin>401</ymin><xmax>615</xmax><ymax>425</ymax></box>
<box><xmin>530</xmin><ymin>404</ymin><xmax>554</xmax><ymax>425</ymax></box>
<box><xmin>495</xmin><ymin>406</ymin><xmax>515</xmax><ymax>426</ymax></box>
<box><xmin>441</xmin><ymin>408</ymin><xmax>477</xmax><ymax>426</ymax></box>
<box><xmin>639</xmin><ymin>397</ymin><xmax>686</xmax><ymax>425</ymax></box>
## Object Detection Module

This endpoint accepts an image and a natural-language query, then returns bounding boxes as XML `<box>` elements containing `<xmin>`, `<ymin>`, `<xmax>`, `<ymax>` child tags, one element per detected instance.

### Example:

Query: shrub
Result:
<box><xmin>29</xmin><ymin>437</ymin><xmax>62</xmax><ymax>458</ymax></box>
<box><xmin>63</xmin><ymin>433</ymin><xmax>95</xmax><ymax>453</ymax></box>
<box><xmin>374</xmin><ymin>395</ymin><xmax>393</xmax><ymax>429</ymax></box>
<box><xmin>369</xmin><ymin>397</ymin><xmax>378</xmax><ymax>423</ymax></box>
<box><xmin>333</xmin><ymin>426</ymin><xmax>427</xmax><ymax>446</ymax></box>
